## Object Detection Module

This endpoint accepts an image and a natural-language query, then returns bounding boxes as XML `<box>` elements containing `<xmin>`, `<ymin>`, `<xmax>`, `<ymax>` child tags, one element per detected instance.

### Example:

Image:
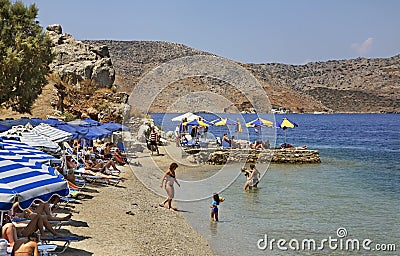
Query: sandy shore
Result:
<box><xmin>57</xmin><ymin>149</ymin><xmax>216</xmax><ymax>256</ymax></box>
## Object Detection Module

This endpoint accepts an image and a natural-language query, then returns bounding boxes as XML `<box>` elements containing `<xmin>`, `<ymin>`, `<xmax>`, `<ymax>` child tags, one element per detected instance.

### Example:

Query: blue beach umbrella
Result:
<box><xmin>82</xmin><ymin>118</ymin><xmax>101</xmax><ymax>126</ymax></box>
<box><xmin>183</xmin><ymin>119</ymin><xmax>210</xmax><ymax>127</ymax></box>
<box><xmin>100</xmin><ymin>122</ymin><xmax>130</xmax><ymax>132</ymax></box>
<box><xmin>40</xmin><ymin>118</ymin><xmax>65</xmax><ymax>127</ymax></box>
<box><xmin>0</xmin><ymin>117</ymin><xmax>40</xmax><ymax>127</ymax></box>
<box><xmin>0</xmin><ymin>124</ymin><xmax>10</xmax><ymax>132</ymax></box>
<box><xmin>0</xmin><ymin>150</ymin><xmax>69</xmax><ymax>211</ymax></box>
<box><xmin>53</xmin><ymin>123</ymin><xmax>79</xmax><ymax>140</ymax></box>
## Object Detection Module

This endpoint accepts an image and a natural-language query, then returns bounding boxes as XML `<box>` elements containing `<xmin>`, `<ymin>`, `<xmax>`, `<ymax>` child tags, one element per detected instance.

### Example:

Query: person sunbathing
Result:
<box><xmin>2</xmin><ymin>222</ymin><xmax>17</xmax><ymax>248</ymax></box>
<box><xmin>12</xmin><ymin>232</ymin><xmax>39</xmax><ymax>256</ymax></box>
<box><xmin>281</xmin><ymin>143</ymin><xmax>307</xmax><ymax>150</ymax></box>
<box><xmin>113</xmin><ymin>148</ymin><xmax>127</xmax><ymax>165</ymax></box>
<box><xmin>84</xmin><ymin>154</ymin><xmax>119</xmax><ymax>173</ymax></box>
<box><xmin>13</xmin><ymin>201</ymin><xmax>72</xmax><ymax>224</ymax></box>
<box><xmin>255</xmin><ymin>141</ymin><xmax>265</xmax><ymax>150</ymax></box>
<box><xmin>30</xmin><ymin>201</ymin><xmax>72</xmax><ymax>221</ymax></box>
<box><xmin>82</xmin><ymin>169</ymin><xmax>123</xmax><ymax>180</ymax></box>
<box><xmin>102</xmin><ymin>142</ymin><xmax>126</xmax><ymax>164</ymax></box>
<box><xmin>6</xmin><ymin>212</ymin><xmax>65</xmax><ymax>239</ymax></box>
<box><xmin>65</xmin><ymin>155</ymin><xmax>78</xmax><ymax>169</ymax></box>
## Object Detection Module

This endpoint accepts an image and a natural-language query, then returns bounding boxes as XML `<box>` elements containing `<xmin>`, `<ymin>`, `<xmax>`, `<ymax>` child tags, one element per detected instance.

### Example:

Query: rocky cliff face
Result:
<box><xmin>84</xmin><ymin>40</ymin><xmax>399</xmax><ymax>113</ymax></box>
<box><xmin>44</xmin><ymin>25</ymin><xmax>128</xmax><ymax>122</ymax></box>
<box><xmin>46</xmin><ymin>24</ymin><xmax>115</xmax><ymax>88</ymax></box>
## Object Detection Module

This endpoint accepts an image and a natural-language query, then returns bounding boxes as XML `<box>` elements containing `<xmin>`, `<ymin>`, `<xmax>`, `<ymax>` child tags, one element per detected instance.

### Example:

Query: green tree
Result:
<box><xmin>0</xmin><ymin>0</ymin><xmax>53</xmax><ymax>113</ymax></box>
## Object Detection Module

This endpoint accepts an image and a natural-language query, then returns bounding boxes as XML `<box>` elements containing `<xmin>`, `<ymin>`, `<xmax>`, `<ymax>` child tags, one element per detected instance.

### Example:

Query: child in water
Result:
<box><xmin>210</xmin><ymin>193</ymin><xmax>224</xmax><ymax>221</ymax></box>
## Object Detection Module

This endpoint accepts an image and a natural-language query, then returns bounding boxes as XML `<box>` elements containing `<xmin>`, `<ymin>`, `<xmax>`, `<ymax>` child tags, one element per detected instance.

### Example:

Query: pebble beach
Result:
<box><xmin>60</xmin><ymin>150</ymin><xmax>216</xmax><ymax>256</ymax></box>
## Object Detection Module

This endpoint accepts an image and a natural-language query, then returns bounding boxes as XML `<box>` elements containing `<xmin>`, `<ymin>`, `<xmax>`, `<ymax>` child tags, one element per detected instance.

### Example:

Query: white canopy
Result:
<box><xmin>171</xmin><ymin>112</ymin><xmax>201</xmax><ymax>122</ymax></box>
<box><xmin>31</xmin><ymin>123</ymin><xmax>73</xmax><ymax>143</ymax></box>
<box><xmin>0</xmin><ymin>127</ymin><xmax>60</xmax><ymax>153</ymax></box>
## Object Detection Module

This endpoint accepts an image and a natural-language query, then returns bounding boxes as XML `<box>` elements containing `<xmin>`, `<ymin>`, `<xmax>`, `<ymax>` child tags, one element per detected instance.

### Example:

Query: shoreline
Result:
<box><xmin>60</xmin><ymin>152</ymin><xmax>216</xmax><ymax>256</ymax></box>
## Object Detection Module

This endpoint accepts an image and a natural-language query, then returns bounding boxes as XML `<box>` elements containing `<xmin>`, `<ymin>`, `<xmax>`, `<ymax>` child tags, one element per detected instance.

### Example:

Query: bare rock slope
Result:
<box><xmin>86</xmin><ymin>40</ymin><xmax>399</xmax><ymax>113</ymax></box>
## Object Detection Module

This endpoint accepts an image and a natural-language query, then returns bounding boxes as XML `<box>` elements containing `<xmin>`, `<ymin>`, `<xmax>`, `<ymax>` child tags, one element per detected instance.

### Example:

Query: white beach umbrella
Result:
<box><xmin>171</xmin><ymin>112</ymin><xmax>201</xmax><ymax>122</ymax></box>
<box><xmin>31</xmin><ymin>123</ymin><xmax>73</xmax><ymax>143</ymax></box>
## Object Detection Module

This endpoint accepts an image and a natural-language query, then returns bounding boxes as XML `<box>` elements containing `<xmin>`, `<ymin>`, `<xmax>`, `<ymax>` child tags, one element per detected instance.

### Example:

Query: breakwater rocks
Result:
<box><xmin>183</xmin><ymin>149</ymin><xmax>321</xmax><ymax>164</ymax></box>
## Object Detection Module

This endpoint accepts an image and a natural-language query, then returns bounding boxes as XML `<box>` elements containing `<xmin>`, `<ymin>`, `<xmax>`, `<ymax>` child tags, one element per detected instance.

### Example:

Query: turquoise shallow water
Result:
<box><xmin>152</xmin><ymin>114</ymin><xmax>400</xmax><ymax>255</ymax></box>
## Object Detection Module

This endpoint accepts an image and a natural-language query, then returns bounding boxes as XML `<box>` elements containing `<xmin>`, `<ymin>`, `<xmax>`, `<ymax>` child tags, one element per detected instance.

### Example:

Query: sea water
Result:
<box><xmin>151</xmin><ymin>114</ymin><xmax>400</xmax><ymax>255</ymax></box>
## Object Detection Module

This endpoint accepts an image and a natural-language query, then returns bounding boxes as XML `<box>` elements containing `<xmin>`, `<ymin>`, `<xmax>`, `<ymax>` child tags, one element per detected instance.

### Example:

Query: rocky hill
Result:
<box><xmin>86</xmin><ymin>40</ymin><xmax>400</xmax><ymax>113</ymax></box>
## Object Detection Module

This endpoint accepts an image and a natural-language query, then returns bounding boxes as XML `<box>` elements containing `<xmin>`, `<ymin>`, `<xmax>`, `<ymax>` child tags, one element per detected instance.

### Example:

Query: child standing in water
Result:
<box><xmin>210</xmin><ymin>193</ymin><xmax>224</xmax><ymax>221</ymax></box>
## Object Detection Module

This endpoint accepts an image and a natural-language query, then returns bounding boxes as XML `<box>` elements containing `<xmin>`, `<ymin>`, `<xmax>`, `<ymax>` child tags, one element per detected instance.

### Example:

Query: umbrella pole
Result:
<box><xmin>284</xmin><ymin>129</ymin><xmax>287</xmax><ymax>145</ymax></box>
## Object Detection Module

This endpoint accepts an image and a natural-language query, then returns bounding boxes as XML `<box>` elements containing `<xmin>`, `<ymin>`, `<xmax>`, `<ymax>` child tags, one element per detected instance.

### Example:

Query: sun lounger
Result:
<box><xmin>81</xmin><ymin>173</ymin><xmax>122</xmax><ymax>186</ymax></box>
<box><xmin>38</xmin><ymin>244</ymin><xmax>58</xmax><ymax>255</ymax></box>
<box><xmin>40</xmin><ymin>235</ymin><xmax>80</xmax><ymax>253</ymax></box>
<box><xmin>49</xmin><ymin>219</ymin><xmax>71</xmax><ymax>230</ymax></box>
<box><xmin>117</xmin><ymin>140</ymin><xmax>136</xmax><ymax>154</ymax></box>
<box><xmin>180</xmin><ymin>134</ymin><xmax>200</xmax><ymax>149</ymax></box>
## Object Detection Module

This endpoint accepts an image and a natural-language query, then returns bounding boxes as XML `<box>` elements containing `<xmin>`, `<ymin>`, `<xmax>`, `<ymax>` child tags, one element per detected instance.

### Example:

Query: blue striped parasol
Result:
<box><xmin>0</xmin><ymin>149</ymin><xmax>69</xmax><ymax>211</ymax></box>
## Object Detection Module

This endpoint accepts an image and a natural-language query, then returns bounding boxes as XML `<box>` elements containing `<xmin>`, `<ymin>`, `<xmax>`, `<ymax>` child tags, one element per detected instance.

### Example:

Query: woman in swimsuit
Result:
<box><xmin>248</xmin><ymin>164</ymin><xmax>260</xmax><ymax>188</ymax></box>
<box><xmin>241</xmin><ymin>167</ymin><xmax>252</xmax><ymax>191</ymax></box>
<box><xmin>160</xmin><ymin>163</ymin><xmax>180</xmax><ymax>211</ymax></box>
<box><xmin>12</xmin><ymin>232</ymin><xmax>39</xmax><ymax>256</ymax></box>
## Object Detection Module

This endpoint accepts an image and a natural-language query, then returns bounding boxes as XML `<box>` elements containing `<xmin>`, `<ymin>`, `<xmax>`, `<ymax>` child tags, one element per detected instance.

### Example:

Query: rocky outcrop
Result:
<box><xmin>46</xmin><ymin>24</ymin><xmax>115</xmax><ymax>88</ymax></box>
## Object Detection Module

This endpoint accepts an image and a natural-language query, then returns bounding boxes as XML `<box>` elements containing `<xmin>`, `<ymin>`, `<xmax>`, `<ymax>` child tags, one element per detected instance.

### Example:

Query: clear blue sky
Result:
<box><xmin>19</xmin><ymin>0</ymin><xmax>400</xmax><ymax>64</ymax></box>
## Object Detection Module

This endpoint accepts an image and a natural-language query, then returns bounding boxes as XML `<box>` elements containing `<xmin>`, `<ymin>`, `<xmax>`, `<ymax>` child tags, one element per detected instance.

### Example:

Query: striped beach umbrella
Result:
<box><xmin>1</xmin><ymin>143</ymin><xmax>58</xmax><ymax>163</ymax></box>
<box><xmin>183</xmin><ymin>119</ymin><xmax>210</xmax><ymax>127</ymax></box>
<box><xmin>276</xmin><ymin>118</ymin><xmax>298</xmax><ymax>145</ymax></box>
<box><xmin>211</xmin><ymin>118</ymin><xmax>237</xmax><ymax>126</ymax></box>
<box><xmin>245</xmin><ymin>117</ymin><xmax>273</xmax><ymax>141</ymax></box>
<box><xmin>31</xmin><ymin>123</ymin><xmax>73</xmax><ymax>143</ymax></box>
<box><xmin>245</xmin><ymin>117</ymin><xmax>273</xmax><ymax>128</ymax></box>
<box><xmin>211</xmin><ymin>118</ymin><xmax>237</xmax><ymax>137</ymax></box>
<box><xmin>0</xmin><ymin>150</ymin><xmax>69</xmax><ymax>211</ymax></box>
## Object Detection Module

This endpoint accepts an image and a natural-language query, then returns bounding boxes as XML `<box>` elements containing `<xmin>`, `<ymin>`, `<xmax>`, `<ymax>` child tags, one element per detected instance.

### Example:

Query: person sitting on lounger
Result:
<box><xmin>11</xmin><ymin>202</ymin><xmax>71</xmax><ymax>225</ymax></box>
<box><xmin>113</xmin><ymin>148</ymin><xmax>127</xmax><ymax>165</ymax></box>
<box><xmin>6</xmin><ymin>210</ymin><xmax>65</xmax><ymax>239</ymax></box>
<box><xmin>222</xmin><ymin>133</ymin><xmax>231</xmax><ymax>146</ymax></box>
<box><xmin>65</xmin><ymin>155</ymin><xmax>78</xmax><ymax>169</ymax></box>
<box><xmin>255</xmin><ymin>141</ymin><xmax>265</xmax><ymax>150</ymax></box>
<box><xmin>30</xmin><ymin>201</ymin><xmax>72</xmax><ymax>221</ymax></box>
<box><xmin>102</xmin><ymin>143</ymin><xmax>126</xmax><ymax>165</ymax></box>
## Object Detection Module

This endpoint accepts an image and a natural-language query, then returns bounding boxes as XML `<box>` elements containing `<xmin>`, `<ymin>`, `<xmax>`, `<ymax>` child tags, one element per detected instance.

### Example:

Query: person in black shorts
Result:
<box><xmin>149</xmin><ymin>126</ymin><xmax>159</xmax><ymax>155</ymax></box>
